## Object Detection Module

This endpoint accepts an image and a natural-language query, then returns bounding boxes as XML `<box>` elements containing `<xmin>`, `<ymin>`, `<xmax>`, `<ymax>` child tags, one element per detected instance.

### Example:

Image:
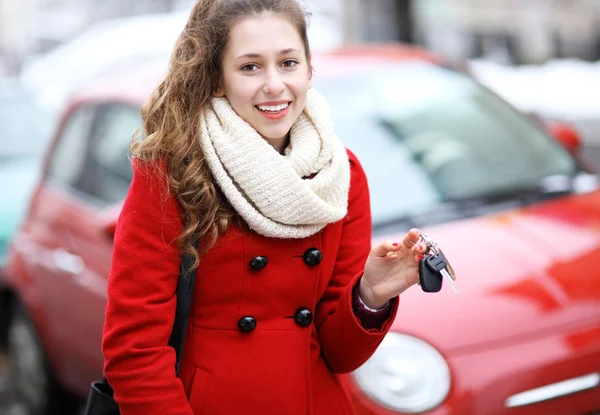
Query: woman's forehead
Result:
<box><xmin>225</xmin><ymin>13</ymin><xmax>305</xmax><ymax>58</ymax></box>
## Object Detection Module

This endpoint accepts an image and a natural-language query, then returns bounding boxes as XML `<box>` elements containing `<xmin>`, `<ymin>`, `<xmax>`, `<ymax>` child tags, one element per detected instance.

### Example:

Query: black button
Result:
<box><xmin>294</xmin><ymin>308</ymin><xmax>313</xmax><ymax>327</ymax></box>
<box><xmin>249</xmin><ymin>256</ymin><xmax>268</xmax><ymax>271</ymax></box>
<box><xmin>303</xmin><ymin>248</ymin><xmax>323</xmax><ymax>267</ymax></box>
<box><xmin>238</xmin><ymin>316</ymin><xmax>257</xmax><ymax>332</ymax></box>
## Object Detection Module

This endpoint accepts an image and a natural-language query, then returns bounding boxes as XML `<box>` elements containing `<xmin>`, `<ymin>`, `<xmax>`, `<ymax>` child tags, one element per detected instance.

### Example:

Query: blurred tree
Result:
<box><xmin>395</xmin><ymin>0</ymin><xmax>414</xmax><ymax>43</ymax></box>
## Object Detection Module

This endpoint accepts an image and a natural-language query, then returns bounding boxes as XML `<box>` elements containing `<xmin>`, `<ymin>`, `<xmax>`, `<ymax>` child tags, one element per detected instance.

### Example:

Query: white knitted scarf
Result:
<box><xmin>198</xmin><ymin>89</ymin><xmax>351</xmax><ymax>239</ymax></box>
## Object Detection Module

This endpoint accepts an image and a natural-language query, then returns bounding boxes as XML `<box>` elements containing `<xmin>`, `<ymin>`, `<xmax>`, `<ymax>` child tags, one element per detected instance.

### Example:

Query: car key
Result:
<box><xmin>422</xmin><ymin>253</ymin><xmax>460</xmax><ymax>294</ymax></box>
<box><xmin>417</xmin><ymin>232</ymin><xmax>459</xmax><ymax>294</ymax></box>
<box><xmin>419</xmin><ymin>255</ymin><xmax>443</xmax><ymax>292</ymax></box>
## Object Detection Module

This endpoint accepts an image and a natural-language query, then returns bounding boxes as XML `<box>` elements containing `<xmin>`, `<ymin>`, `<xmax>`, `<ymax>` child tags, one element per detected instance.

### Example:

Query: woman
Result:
<box><xmin>101</xmin><ymin>0</ymin><xmax>427</xmax><ymax>414</ymax></box>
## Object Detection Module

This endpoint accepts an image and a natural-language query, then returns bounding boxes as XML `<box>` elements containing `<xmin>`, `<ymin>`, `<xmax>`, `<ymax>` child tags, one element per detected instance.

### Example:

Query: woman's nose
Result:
<box><xmin>263</xmin><ymin>69</ymin><xmax>286</xmax><ymax>95</ymax></box>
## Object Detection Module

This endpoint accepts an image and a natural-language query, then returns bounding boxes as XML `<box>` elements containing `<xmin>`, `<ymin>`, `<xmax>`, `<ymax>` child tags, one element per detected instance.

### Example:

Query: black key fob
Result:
<box><xmin>419</xmin><ymin>255</ymin><xmax>443</xmax><ymax>293</ymax></box>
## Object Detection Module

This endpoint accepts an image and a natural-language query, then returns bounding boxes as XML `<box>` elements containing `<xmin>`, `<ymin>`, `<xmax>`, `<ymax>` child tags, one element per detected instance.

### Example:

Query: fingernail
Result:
<box><xmin>393</xmin><ymin>243</ymin><xmax>399</xmax><ymax>247</ymax></box>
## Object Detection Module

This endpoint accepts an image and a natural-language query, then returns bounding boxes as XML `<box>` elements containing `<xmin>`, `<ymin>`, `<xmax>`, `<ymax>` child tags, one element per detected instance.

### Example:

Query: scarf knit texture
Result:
<box><xmin>198</xmin><ymin>89</ymin><xmax>351</xmax><ymax>239</ymax></box>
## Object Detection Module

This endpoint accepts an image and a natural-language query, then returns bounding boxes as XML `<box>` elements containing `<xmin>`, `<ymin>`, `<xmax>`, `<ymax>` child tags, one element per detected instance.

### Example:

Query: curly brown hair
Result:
<box><xmin>129</xmin><ymin>0</ymin><xmax>312</xmax><ymax>268</ymax></box>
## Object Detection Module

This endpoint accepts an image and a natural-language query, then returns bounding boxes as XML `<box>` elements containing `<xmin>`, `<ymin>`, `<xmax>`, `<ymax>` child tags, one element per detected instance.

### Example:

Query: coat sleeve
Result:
<box><xmin>315</xmin><ymin>149</ymin><xmax>399</xmax><ymax>374</ymax></box>
<box><xmin>101</xmin><ymin>159</ymin><xmax>194</xmax><ymax>415</ymax></box>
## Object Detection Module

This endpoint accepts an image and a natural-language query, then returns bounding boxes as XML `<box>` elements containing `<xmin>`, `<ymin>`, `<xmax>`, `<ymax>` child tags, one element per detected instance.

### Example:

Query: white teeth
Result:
<box><xmin>257</xmin><ymin>103</ymin><xmax>289</xmax><ymax>112</ymax></box>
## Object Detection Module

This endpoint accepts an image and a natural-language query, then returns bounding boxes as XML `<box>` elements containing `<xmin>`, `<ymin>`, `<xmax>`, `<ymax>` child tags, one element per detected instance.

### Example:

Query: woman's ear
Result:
<box><xmin>214</xmin><ymin>77</ymin><xmax>225</xmax><ymax>97</ymax></box>
<box><xmin>214</xmin><ymin>86</ymin><xmax>225</xmax><ymax>97</ymax></box>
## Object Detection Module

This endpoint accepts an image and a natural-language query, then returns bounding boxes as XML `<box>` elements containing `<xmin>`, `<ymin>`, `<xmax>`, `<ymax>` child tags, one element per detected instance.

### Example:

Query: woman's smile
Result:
<box><xmin>255</xmin><ymin>100</ymin><xmax>292</xmax><ymax>120</ymax></box>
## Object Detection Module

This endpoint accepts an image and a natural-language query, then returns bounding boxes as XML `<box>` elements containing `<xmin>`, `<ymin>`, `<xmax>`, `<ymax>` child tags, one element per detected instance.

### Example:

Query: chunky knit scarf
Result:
<box><xmin>198</xmin><ymin>89</ymin><xmax>351</xmax><ymax>239</ymax></box>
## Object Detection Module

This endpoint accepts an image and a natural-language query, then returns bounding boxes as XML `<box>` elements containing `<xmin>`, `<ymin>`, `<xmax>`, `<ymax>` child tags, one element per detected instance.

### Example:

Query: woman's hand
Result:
<box><xmin>359</xmin><ymin>228</ymin><xmax>427</xmax><ymax>309</ymax></box>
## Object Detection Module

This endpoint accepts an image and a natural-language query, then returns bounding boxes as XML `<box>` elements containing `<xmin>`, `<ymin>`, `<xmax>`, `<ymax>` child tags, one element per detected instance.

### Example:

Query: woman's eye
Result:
<box><xmin>282</xmin><ymin>60</ymin><xmax>298</xmax><ymax>68</ymax></box>
<box><xmin>241</xmin><ymin>64</ymin><xmax>258</xmax><ymax>71</ymax></box>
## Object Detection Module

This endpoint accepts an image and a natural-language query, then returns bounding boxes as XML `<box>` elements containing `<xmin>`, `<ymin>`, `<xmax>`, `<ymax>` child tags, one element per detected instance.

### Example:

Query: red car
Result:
<box><xmin>2</xmin><ymin>46</ymin><xmax>600</xmax><ymax>415</ymax></box>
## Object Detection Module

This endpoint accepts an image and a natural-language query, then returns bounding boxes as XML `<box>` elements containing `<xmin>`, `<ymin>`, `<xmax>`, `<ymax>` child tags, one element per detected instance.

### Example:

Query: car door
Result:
<box><xmin>19</xmin><ymin>103</ymin><xmax>99</xmax><ymax>386</ymax></box>
<box><xmin>26</xmin><ymin>101</ymin><xmax>141</xmax><ymax>395</ymax></box>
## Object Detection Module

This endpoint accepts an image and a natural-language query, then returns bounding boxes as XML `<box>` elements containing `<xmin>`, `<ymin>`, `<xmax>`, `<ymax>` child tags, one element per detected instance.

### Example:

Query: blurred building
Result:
<box><xmin>340</xmin><ymin>0</ymin><xmax>403</xmax><ymax>42</ymax></box>
<box><xmin>0</xmin><ymin>0</ymin><xmax>193</xmax><ymax>73</ymax></box>
<box><xmin>5</xmin><ymin>0</ymin><xmax>600</xmax><ymax>73</ymax></box>
<box><xmin>415</xmin><ymin>0</ymin><xmax>600</xmax><ymax>64</ymax></box>
<box><xmin>0</xmin><ymin>0</ymin><xmax>39</xmax><ymax>73</ymax></box>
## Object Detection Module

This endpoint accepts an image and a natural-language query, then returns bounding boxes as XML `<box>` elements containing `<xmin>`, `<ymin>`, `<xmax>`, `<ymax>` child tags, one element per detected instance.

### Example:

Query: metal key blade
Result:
<box><xmin>440</xmin><ymin>268</ymin><xmax>459</xmax><ymax>295</ymax></box>
<box><xmin>438</xmin><ymin>247</ymin><xmax>457</xmax><ymax>281</ymax></box>
<box><xmin>420</xmin><ymin>232</ymin><xmax>457</xmax><ymax>281</ymax></box>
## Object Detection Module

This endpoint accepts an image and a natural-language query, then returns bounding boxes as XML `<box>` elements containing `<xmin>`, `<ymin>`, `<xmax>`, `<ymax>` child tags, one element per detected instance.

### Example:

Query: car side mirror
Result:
<box><xmin>98</xmin><ymin>204</ymin><xmax>122</xmax><ymax>240</ymax></box>
<box><xmin>545</xmin><ymin>120</ymin><xmax>582</xmax><ymax>154</ymax></box>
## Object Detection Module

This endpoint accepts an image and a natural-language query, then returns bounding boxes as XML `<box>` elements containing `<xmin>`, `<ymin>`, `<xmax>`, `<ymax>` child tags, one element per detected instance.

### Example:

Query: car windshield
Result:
<box><xmin>315</xmin><ymin>61</ymin><xmax>577</xmax><ymax>229</ymax></box>
<box><xmin>0</xmin><ymin>80</ymin><xmax>54</xmax><ymax>158</ymax></box>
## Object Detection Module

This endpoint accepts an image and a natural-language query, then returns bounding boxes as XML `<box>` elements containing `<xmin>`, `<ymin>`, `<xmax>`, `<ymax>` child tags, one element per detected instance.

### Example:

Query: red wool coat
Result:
<box><xmin>102</xmin><ymin>149</ymin><xmax>399</xmax><ymax>415</ymax></box>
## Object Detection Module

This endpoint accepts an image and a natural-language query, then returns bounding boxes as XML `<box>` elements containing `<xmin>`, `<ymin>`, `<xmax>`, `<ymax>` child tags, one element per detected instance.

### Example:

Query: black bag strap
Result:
<box><xmin>103</xmin><ymin>239</ymin><xmax>199</xmax><ymax>385</ymax></box>
<box><xmin>169</xmin><ymin>239</ymin><xmax>199</xmax><ymax>376</ymax></box>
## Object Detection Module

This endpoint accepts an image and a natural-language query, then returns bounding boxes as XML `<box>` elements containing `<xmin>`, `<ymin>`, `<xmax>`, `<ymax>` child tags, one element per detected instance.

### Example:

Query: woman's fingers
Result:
<box><xmin>413</xmin><ymin>242</ymin><xmax>427</xmax><ymax>263</ymax></box>
<box><xmin>402</xmin><ymin>228</ymin><xmax>421</xmax><ymax>249</ymax></box>
<box><xmin>371</xmin><ymin>229</ymin><xmax>423</xmax><ymax>258</ymax></box>
<box><xmin>370</xmin><ymin>240</ymin><xmax>402</xmax><ymax>257</ymax></box>
<box><xmin>414</xmin><ymin>243</ymin><xmax>427</xmax><ymax>255</ymax></box>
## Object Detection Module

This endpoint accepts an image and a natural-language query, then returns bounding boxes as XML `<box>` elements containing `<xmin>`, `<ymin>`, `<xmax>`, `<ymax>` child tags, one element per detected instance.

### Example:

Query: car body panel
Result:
<box><xmin>5</xmin><ymin>184</ymin><xmax>111</xmax><ymax>395</ymax></box>
<box><xmin>345</xmin><ymin>318</ymin><xmax>600</xmax><ymax>414</ymax></box>
<box><xmin>375</xmin><ymin>191</ymin><xmax>600</xmax><ymax>354</ymax></box>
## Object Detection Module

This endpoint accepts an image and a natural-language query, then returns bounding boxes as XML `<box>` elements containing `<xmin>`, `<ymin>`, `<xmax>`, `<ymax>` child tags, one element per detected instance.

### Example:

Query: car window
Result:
<box><xmin>47</xmin><ymin>105</ymin><xmax>96</xmax><ymax>190</ymax></box>
<box><xmin>314</xmin><ymin>61</ymin><xmax>577</xmax><ymax>227</ymax></box>
<box><xmin>84</xmin><ymin>104</ymin><xmax>142</xmax><ymax>206</ymax></box>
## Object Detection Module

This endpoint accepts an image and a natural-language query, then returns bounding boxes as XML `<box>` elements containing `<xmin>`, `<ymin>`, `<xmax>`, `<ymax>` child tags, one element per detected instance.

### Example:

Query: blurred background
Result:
<box><xmin>2</xmin><ymin>0</ymin><xmax>600</xmax><ymax>414</ymax></box>
<box><xmin>2</xmin><ymin>0</ymin><xmax>600</xmax><ymax>160</ymax></box>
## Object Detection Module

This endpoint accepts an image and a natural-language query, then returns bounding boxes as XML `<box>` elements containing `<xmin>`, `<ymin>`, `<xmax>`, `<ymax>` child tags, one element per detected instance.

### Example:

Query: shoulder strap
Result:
<box><xmin>169</xmin><ymin>239</ymin><xmax>199</xmax><ymax>376</ymax></box>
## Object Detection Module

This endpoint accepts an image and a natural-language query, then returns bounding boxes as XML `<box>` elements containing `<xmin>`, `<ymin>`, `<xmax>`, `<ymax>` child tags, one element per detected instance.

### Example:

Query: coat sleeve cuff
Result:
<box><xmin>342</xmin><ymin>273</ymin><xmax>399</xmax><ymax>335</ymax></box>
<box><xmin>317</xmin><ymin>272</ymin><xmax>399</xmax><ymax>373</ymax></box>
<box><xmin>352</xmin><ymin>279</ymin><xmax>395</xmax><ymax>330</ymax></box>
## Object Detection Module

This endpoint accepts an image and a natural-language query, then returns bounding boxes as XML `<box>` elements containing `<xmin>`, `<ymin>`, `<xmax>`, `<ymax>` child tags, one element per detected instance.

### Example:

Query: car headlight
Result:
<box><xmin>352</xmin><ymin>333</ymin><xmax>451</xmax><ymax>413</ymax></box>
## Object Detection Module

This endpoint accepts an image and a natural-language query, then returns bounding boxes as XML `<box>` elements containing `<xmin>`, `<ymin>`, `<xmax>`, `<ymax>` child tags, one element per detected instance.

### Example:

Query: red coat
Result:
<box><xmin>102</xmin><ymin>149</ymin><xmax>398</xmax><ymax>415</ymax></box>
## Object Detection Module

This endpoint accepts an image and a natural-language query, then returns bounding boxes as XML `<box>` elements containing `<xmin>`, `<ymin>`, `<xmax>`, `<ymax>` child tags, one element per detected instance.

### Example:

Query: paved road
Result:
<box><xmin>0</xmin><ymin>354</ymin><xmax>26</xmax><ymax>415</ymax></box>
<box><xmin>0</xmin><ymin>353</ymin><xmax>83</xmax><ymax>415</ymax></box>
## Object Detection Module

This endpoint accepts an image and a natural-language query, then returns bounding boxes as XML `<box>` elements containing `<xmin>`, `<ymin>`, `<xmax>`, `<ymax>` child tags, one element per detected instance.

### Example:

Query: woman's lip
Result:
<box><xmin>256</xmin><ymin>100</ymin><xmax>292</xmax><ymax>106</ymax></box>
<box><xmin>256</xmin><ymin>104</ymin><xmax>290</xmax><ymax>120</ymax></box>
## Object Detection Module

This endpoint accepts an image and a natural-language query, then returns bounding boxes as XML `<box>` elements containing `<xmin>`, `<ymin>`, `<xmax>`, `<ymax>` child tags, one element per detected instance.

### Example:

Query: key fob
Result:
<box><xmin>419</xmin><ymin>255</ymin><xmax>443</xmax><ymax>293</ymax></box>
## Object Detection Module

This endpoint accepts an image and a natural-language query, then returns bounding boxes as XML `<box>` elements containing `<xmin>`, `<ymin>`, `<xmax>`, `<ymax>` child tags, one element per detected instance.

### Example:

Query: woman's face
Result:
<box><xmin>218</xmin><ymin>12</ymin><xmax>312</xmax><ymax>150</ymax></box>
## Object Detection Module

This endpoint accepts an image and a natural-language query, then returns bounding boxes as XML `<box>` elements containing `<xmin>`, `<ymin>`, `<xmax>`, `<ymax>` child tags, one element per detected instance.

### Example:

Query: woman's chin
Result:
<box><xmin>257</xmin><ymin>127</ymin><xmax>292</xmax><ymax>144</ymax></box>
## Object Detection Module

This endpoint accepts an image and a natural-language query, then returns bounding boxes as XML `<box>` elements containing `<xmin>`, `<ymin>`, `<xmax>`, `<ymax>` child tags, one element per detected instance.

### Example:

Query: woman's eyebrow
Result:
<box><xmin>234</xmin><ymin>48</ymin><xmax>301</xmax><ymax>60</ymax></box>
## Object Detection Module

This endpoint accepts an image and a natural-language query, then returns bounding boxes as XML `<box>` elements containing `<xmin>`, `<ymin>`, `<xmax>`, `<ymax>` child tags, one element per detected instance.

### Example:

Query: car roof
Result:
<box><xmin>71</xmin><ymin>44</ymin><xmax>444</xmax><ymax>108</ymax></box>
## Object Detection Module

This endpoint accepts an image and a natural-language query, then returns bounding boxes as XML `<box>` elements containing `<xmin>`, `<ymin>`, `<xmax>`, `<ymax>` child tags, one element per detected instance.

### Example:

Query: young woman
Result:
<box><xmin>101</xmin><ymin>0</ymin><xmax>427</xmax><ymax>414</ymax></box>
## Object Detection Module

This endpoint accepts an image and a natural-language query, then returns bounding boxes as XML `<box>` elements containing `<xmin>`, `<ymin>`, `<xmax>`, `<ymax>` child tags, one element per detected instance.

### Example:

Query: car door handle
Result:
<box><xmin>53</xmin><ymin>248</ymin><xmax>85</xmax><ymax>275</ymax></box>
